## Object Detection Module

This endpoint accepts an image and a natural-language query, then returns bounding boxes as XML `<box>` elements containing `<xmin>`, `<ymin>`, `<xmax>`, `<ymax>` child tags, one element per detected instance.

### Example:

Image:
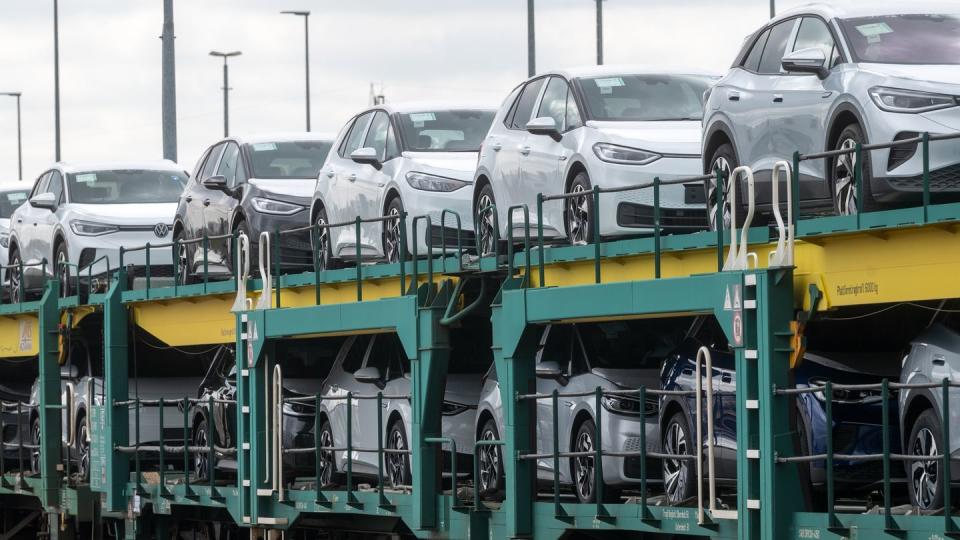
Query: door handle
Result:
<box><xmin>933</xmin><ymin>356</ymin><xmax>946</xmax><ymax>366</ymax></box>
<box><xmin>491</xmin><ymin>143</ymin><xmax>502</xmax><ymax>152</ymax></box>
<box><xmin>16</xmin><ymin>218</ymin><xmax>22</xmax><ymax>223</ymax></box>
<box><xmin>721</xmin><ymin>374</ymin><xmax>733</xmax><ymax>383</ymax></box>
<box><xmin>519</xmin><ymin>146</ymin><xmax>531</xmax><ymax>156</ymax></box>
<box><xmin>348</xmin><ymin>174</ymin><xmax>357</xmax><ymax>182</ymax></box>
<box><xmin>185</xmin><ymin>196</ymin><xmax>193</xmax><ymax>203</ymax></box>
<box><xmin>773</xmin><ymin>94</ymin><xmax>784</xmax><ymax>103</ymax></box>
<box><xmin>203</xmin><ymin>199</ymin><xmax>211</xmax><ymax>207</ymax></box>
<box><xmin>727</xmin><ymin>91</ymin><xmax>740</xmax><ymax>102</ymax></box>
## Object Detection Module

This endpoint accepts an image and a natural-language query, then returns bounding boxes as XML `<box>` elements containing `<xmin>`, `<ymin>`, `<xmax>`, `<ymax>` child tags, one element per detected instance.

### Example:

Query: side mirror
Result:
<box><xmin>29</xmin><ymin>192</ymin><xmax>57</xmax><ymax>210</ymax></box>
<box><xmin>782</xmin><ymin>47</ymin><xmax>828</xmax><ymax>79</ymax></box>
<box><xmin>60</xmin><ymin>364</ymin><xmax>79</xmax><ymax>379</ymax></box>
<box><xmin>354</xmin><ymin>366</ymin><xmax>384</xmax><ymax>388</ymax></box>
<box><xmin>350</xmin><ymin>147</ymin><xmax>382</xmax><ymax>170</ymax></box>
<box><xmin>202</xmin><ymin>175</ymin><xmax>229</xmax><ymax>191</ymax></box>
<box><xmin>526</xmin><ymin>117</ymin><xmax>562</xmax><ymax>142</ymax></box>
<box><xmin>536</xmin><ymin>360</ymin><xmax>568</xmax><ymax>384</ymax></box>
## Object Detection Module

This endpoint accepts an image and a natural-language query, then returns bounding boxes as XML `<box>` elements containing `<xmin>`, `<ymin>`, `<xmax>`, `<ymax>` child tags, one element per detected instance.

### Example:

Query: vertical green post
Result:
<box><xmin>653</xmin><ymin>177</ymin><xmax>661</xmax><ymax>279</ymax></box>
<box><xmin>943</xmin><ymin>378</ymin><xmax>953</xmax><ymax>533</ymax></box>
<box><xmin>715</xmin><ymin>168</ymin><xmax>725</xmax><ymax>271</ymax></box>
<box><xmin>882</xmin><ymin>379</ymin><xmax>892</xmax><ymax>530</ymax></box>
<box><xmin>101</xmin><ymin>268</ymin><xmax>130</xmax><ymax>512</ymax></box>
<box><xmin>825</xmin><ymin>382</ymin><xmax>835</xmax><ymax>527</ymax></box>
<box><xmin>552</xmin><ymin>389</ymin><xmax>561</xmax><ymax>517</ymax></box>
<box><xmin>854</xmin><ymin>143</ymin><xmax>863</xmax><ymax>228</ymax></box>
<box><xmin>791</xmin><ymin>151</ymin><xmax>801</xmax><ymax>230</ymax></box>
<box><xmin>37</xmin><ymin>279</ymin><xmax>62</xmax><ymax>512</ymax></box>
<box><xmin>592</xmin><ymin>189</ymin><xmax>601</xmax><ymax>283</ymax></box>
<box><xmin>537</xmin><ymin>193</ymin><xmax>545</xmax><ymax>288</ymax></box>
<box><xmin>922</xmin><ymin>132</ymin><xmax>930</xmax><ymax>223</ymax></box>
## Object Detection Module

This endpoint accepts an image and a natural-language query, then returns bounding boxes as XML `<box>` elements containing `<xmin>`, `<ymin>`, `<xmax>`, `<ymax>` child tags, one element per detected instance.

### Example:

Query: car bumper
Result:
<box><xmin>400</xmin><ymin>185</ymin><xmax>476</xmax><ymax>256</ymax></box>
<box><xmin>281</xmin><ymin>411</ymin><xmax>317</xmax><ymax>475</ymax></box>
<box><xmin>866</xmin><ymin>106</ymin><xmax>960</xmax><ymax>203</ymax></box>
<box><xmin>601</xmin><ymin>413</ymin><xmax>660</xmax><ymax>486</ymax></box>
<box><xmin>246</xmin><ymin>210</ymin><xmax>315</xmax><ymax>271</ymax></box>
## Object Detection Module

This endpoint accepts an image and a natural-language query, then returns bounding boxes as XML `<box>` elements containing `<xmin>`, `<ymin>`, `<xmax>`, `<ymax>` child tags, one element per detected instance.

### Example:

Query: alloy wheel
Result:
<box><xmin>707</xmin><ymin>157</ymin><xmax>733</xmax><ymax>231</ymax></box>
<box><xmin>194</xmin><ymin>424</ymin><xmax>208</xmax><ymax>480</ymax></box>
<box><xmin>176</xmin><ymin>240</ymin><xmax>190</xmax><ymax>285</ymax></box>
<box><xmin>834</xmin><ymin>138</ymin><xmax>859</xmax><ymax>216</ymax></box>
<box><xmin>57</xmin><ymin>249</ymin><xmax>69</xmax><ymax>297</ymax></box>
<box><xmin>31</xmin><ymin>419</ymin><xmax>40</xmax><ymax>474</ymax></box>
<box><xmin>315</xmin><ymin>215</ymin><xmax>330</xmax><ymax>272</ymax></box>
<box><xmin>383</xmin><ymin>207</ymin><xmax>402</xmax><ymax>263</ymax></box>
<box><xmin>77</xmin><ymin>421</ymin><xmax>89</xmax><ymax>480</ymax></box>
<box><xmin>574</xmin><ymin>430</ymin><xmax>595</xmax><ymax>502</ymax></box>
<box><xmin>663</xmin><ymin>420</ymin><xmax>689</xmax><ymax>504</ymax></box>
<box><xmin>318</xmin><ymin>427</ymin><xmax>335</xmax><ymax>487</ymax></box>
<box><xmin>10</xmin><ymin>252</ymin><xmax>22</xmax><ymax>304</ymax></box>
<box><xmin>910</xmin><ymin>426</ymin><xmax>939</xmax><ymax>510</ymax></box>
<box><xmin>566</xmin><ymin>184</ymin><xmax>590</xmax><ymax>245</ymax></box>
<box><xmin>478</xmin><ymin>428</ymin><xmax>500</xmax><ymax>492</ymax></box>
<box><xmin>476</xmin><ymin>193</ymin><xmax>496</xmax><ymax>255</ymax></box>
<box><xmin>387</xmin><ymin>428</ymin><xmax>408</xmax><ymax>487</ymax></box>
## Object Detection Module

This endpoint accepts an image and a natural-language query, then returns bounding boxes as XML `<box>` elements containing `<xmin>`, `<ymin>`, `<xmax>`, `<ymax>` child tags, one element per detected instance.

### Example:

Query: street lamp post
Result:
<box><xmin>53</xmin><ymin>0</ymin><xmax>61</xmax><ymax>161</ymax></box>
<box><xmin>1</xmin><ymin>93</ymin><xmax>22</xmax><ymax>180</ymax></box>
<box><xmin>209</xmin><ymin>51</ymin><xmax>242</xmax><ymax>137</ymax></box>
<box><xmin>595</xmin><ymin>0</ymin><xmax>605</xmax><ymax>65</ymax></box>
<box><xmin>527</xmin><ymin>0</ymin><xmax>536</xmax><ymax>77</ymax></box>
<box><xmin>281</xmin><ymin>10</ymin><xmax>311</xmax><ymax>132</ymax></box>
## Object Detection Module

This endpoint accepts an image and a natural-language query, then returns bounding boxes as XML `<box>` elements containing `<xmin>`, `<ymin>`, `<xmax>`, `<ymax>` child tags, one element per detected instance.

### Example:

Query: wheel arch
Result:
<box><xmin>825</xmin><ymin>103</ymin><xmax>868</xmax><ymax>153</ymax></box>
<box><xmin>563</xmin><ymin>161</ymin><xmax>589</xmax><ymax>194</ymax></box>
<box><xmin>703</xmin><ymin>122</ymin><xmax>739</xmax><ymax>174</ymax></box>
<box><xmin>903</xmin><ymin>391</ymin><xmax>937</xmax><ymax>449</ymax></box>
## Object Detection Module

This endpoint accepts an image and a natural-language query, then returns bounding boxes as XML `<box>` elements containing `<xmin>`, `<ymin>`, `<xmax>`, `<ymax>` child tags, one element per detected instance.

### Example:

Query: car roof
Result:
<box><xmin>369</xmin><ymin>102</ymin><xmax>498</xmax><ymax>115</ymax></box>
<box><xmin>545</xmin><ymin>64</ymin><xmax>721</xmax><ymax>80</ymax></box>
<box><xmin>232</xmin><ymin>132</ymin><xmax>337</xmax><ymax>145</ymax></box>
<box><xmin>55</xmin><ymin>160</ymin><xmax>186</xmax><ymax>175</ymax></box>
<box><xmin>775</xmin><ymin>1</ymin><xmax>960</xmax><ymax>23</ymax></box>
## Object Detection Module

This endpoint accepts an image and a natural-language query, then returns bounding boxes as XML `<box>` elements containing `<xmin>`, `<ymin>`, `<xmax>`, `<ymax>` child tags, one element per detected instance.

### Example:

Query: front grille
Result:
<box><xmin>623</xmin><ymin>437</ymin><xmax>644</xmax><ymax>453</ymax></box>
<box><xmin>887</xmin><ymin>163</ymin><xmax>960</xmax><ymax>191</ymax></box>
<box><xmin>429</xmin><ymin>225</ymin><xmax>476</xmax><ymax>250</ymax></box>
<box><xmin>617</xmin><ymin>202</ymin><xmax>707</xmax><ymax>231</ymax></box>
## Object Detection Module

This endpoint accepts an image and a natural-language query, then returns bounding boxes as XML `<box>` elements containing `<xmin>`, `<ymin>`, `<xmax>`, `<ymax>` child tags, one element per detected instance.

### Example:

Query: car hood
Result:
<box><xmin>443</xmin><ymin>373</ymin><xmax>483</xmax><ymax>405</ymax></box>
<box><xmin>585</xmin><ymin>120</ymin><xmax>703</xmax><ymax>155</ymax></box>
<box><xmin>282</xmin><ymin>377</ymin><xmax>326</xmax><ymax>397</ymax></box>
<box><xmin>68</xmin><ymin>202</ymin><xmax>178</xmax><ymax>224</ymax></box>
<box><xmin>402</xmin><ymin>151</ymin><xmax>479</xmax><ymax>181</ymax></box>
<box><xmin>592</xmin><ymin>368</ymin><xmax>661</xmax><ymax>390</ymax></box>
<box><xmin>859</xmin><ymin>63</ymin><xmax>960</xmax><ymax>91</ymax></box>
<box><xmin>125</xmin><ymin>377</ymin><xmax>205</xmax><ymax>399</ymax></box>
<box><xmin>248</xmin><ymin>178</ymin><xmax>315</xmax><ymax>203</ymax></box>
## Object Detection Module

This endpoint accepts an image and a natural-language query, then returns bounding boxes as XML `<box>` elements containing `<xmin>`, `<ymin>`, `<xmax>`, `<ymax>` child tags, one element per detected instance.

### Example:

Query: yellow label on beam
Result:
<box><xmin>0</xmin><ymin>315</ymin><xmax>39</xmax><ymax>358</ymax></box>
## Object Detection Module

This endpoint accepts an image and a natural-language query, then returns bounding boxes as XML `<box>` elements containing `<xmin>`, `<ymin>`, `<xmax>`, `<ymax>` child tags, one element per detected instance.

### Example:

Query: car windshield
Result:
<box><xmin>577</xmin><ymin>319</ymin><xmax>690</xmax><ymax>370</ymax></box>
<box><xmin>246</xmin><ymin>140</ymin><xmax>333</xmax><ymax>179</ymax></box>
<box><xmin>577</xmin><ymin>74</ymin><xmax>714</xmax><ymax>121</ymax></box>
<box><xmin>0</xmin><ymin>189</ymin><xmax>29</xmax><ymax>218</ymax></box>
<box><xmin>396</xmin><ymin>110</ymin><xmax>494</xmax><ymax>152</ymax></box>
<box><xmin>66</xmin><ymin>170</ymin><xmax>187</xmax><ymax>204</ymax></box>
<box><xmin>839</xmin><ymin>14</ymin><xmax>960</xmax><ymax>65</ymax></box>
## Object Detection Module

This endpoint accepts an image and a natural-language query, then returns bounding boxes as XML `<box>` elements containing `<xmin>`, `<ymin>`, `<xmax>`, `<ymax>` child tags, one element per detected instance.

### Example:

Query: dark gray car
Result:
<box><xmin>174</xmin><ymin>133</ymin><xmax>333</xmax><ymax>282</ymax></box>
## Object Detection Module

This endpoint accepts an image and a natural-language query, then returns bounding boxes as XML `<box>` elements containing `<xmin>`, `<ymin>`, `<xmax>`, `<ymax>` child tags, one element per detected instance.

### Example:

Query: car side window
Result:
<box><xmin>758</xmin><ymin>19</ymin><xmax>798</xmax><ymax>74</ymax></box>
<box><xmin>363</xmin><ymin>112</ymin><xmax>390</xmax><ymax>161</ymax></box>
<box><xmin>510</xmin><ymin>78</ymin><xmax>546</xmax><ymax>130</ymax></box>
<box><xmin>565</xmin><ymin>89</ymin><xmax>583</xmax><ymax>131</ymax></box>
<box><xmin>538</xmin><ymin>324</ymin><xmax>573</xmax><ymax>374</ymax></box>
<box><xmin>536</xmin><ymin>77</ymin><xmax>570</xmax><ymax>131</ymax></box>
<box><xmin>793</xmin><ymin>16</ymin><xmax>841</xmax><ymax>68</ymax></box>
<box><xmin>192</xmin><ymin>147</ymin><xmax>211</xmax><ymax>181</ymax></box>
<box><xmin>340</xmin><ymin>335</ymin><xmax>369</xmax><ymax>374</ymax></box>
<box><xmin>365</xmin><ymin>334</ymin><xmax>408</xmax><ymax>380</ymax></box>
<box><xmin>570</xmin><ymin>327</ymin><xmax>590</xmax><ymax>375</ymax></box>
<box><xmin>47</xmin><ymin>171</ymin><xmax>65</xmax><ymax>205</ymax></box>
<box><xmin>742</xmin><ymin>28</ymin><xmax>770</xmax><ymax>72</ymax></box>
<box><xmin>32</xmin><ymin>172</ymin><xmax>51</xmax><ymax>198</ymax></box>
<box><xmin>385</xmin><ymin>123</ymin><xmax>400</xmax><ymax>161</ymax></box>
<box><xmin>340</xmin><ymin>112</ymin><xmax>374</xmax><ymax>158</ymax></box>
<box><xmin>216</xmin><ymin>142</ymin><xmax>241</xmax><ymax>187</ymax></box>
<box><xmin>201</xmin><ymin>143</ymin><xmax>225</xmax><ymax>181</ymax></box>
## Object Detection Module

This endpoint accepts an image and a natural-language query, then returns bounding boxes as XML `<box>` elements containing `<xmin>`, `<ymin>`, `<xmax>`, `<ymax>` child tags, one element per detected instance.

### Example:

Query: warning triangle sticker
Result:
<box><xmin>723</xmin><ymin>286</ymin><xmax>732</xmax><ymax>311</ymax></box>
<box><xmin>733</xmin><ymin>285</ymin><xmax>742</xmax><ymax>310</ymax></box>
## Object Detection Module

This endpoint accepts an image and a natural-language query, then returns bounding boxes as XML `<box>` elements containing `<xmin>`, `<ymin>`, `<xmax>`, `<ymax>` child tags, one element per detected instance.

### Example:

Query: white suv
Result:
<box><xmin>473</xmin><ymin>66</ymin><xmax>716</xmax><ymax>251</ymax></box>
<box><xmin>9</xmin><ymin>161</ymin><xmax>187</xmax><ymax>299</ymax></box>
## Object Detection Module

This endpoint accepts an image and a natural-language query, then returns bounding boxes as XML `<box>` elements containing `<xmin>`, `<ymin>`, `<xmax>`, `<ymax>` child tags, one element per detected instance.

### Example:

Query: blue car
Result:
<box><xmin>659</xmin><ymin>319</ymin><xmax>901</xmax><ymax>505</ymax></box>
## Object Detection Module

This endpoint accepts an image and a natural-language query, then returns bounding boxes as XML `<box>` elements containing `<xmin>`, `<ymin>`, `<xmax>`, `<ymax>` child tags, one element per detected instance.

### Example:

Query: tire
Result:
<box><xmin>55</xmin><ymin>241</ymin><xmax>70</xmax><ymax>297</ymax></box>
<box><xmin>76</xmin><ymin>414</ymin><xmax>90</xmax><ymax>482</ymax></box>
<box><xmin>317</xmin><ymin>418</ymin><xmax>337</xmax><ymax>488</ymax></box>
<box><xmin>9</xmin><ymin>247</ymin><xmax>24</xmax><ymax>303</ymax></box>
<box><xmin>478</xmin><ymin>418</ymin><xmax>505</xmax><ymax>499</ymax></box>
<box><xmin>173</xmin><ymin>229</ymin><xmax>194</xmax><ymax>285</ymax></box>
<box><xmin>194</xmin><ymin>418</ymin><xmax>210</xmax><ymax>482</ymax></box>
<box><xmin>705</xmin><ymin>143</ymin><xmax>739</xmax><ymax>232</ymax></box>
<box><xmin>662</xmin><ymin>411</ymin><xmax>696</xmax><ymax>505</ymax></box>
<box><xmin>475</xmin><ymin>183</ymin><xmax>498</xmax><ymax>256</ymax></box>
<box><xmin>233</xmin><ymin>220</ymin><xmax>258</xmax><ymax>278</ymax></box>
<box><xmin>907</xmin><ymin>409</ymin><xmax>946</xmax><ymax>511</ymax></box>
<box><xmin>382</xmin><ymin>197</ymin><xmax>408</xmax><ymax>263</ymax></box>
<box><xmin>565</xmin><ymin>172</ymin><xmax>594</xmax><ymax>245</ymax></box>
<box><xmin>313</xmin><ymin>207</ymin><xmax>339</xmax><ymax>272</ymax></box>
<box><xmin>30</xmin><ymin>416</ymin><xmax>40</xmax><ymax>475</ymax></box>
<box><xmin>385</xmin><ymin>420</ymin><xmax>411</xmax><ymax>488</ymax></box>
<box><xmin>571</xmin><ymin>418</ymin><xmax>621</xmax><ymax>504</ymax></box>
<box><xmin>830</xmin><ymin>124</ymin><xmax>875</xmax><ymax>215</ymax></box>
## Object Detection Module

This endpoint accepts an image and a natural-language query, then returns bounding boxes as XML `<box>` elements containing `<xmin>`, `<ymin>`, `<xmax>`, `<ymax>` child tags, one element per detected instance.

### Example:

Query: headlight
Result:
<box><xmin>0</xmin><ymin>232</ymin><xmax>9</xmax><ymax>249</ymax></box>
<box><xmin>808</xmin><ymin>377</ymin><xmax>885</xmax><ymax>404</ymax></box>
<box><xmin>281</xmin><ymin>400</ymin><xmax>314</xmax><ymax>416</ymax></box>
<box><xmin>868</xmin><ymin>86</ymin><xmax>958</xmax><ymax>114</ymax></box>
<box><xmin>405</xmin><ymin>172</ymin><xmax>469</xmax><ymax>192</ymax></box>
<box><xmin>592</xmin><ymin>143</ymin><xmax>661</xmax><ymax>165</ymax></box>
<box><xmin>70</xmin><ymin>220</ymin><xmax>119</xmax><ymax>236</ymax></box>
<box><xmin>251</xmin><ymin>197</ymin><xmax>304</xmax><ymax>216</ymax></box>
<box><xmin>601</xmin><ymin>395</ymin><xmax>649</xmax><ymax>416</ymax></box>
<box><xmin>441</xmin><ymin>400</ymin><xmax>470</xmax><ymax>416</ymax></box>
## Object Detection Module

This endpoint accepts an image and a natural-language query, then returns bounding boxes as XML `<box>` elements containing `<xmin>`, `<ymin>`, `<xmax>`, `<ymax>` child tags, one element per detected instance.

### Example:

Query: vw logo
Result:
<box><xmin>154</xmin><ymin>223</ymin><xmax>169</xmax><ymax>238</ymax></box>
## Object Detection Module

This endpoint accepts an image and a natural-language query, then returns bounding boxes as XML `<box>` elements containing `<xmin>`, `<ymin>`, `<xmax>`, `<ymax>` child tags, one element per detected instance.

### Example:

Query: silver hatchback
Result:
<box><xmin>704</xmin><ymin>2</ymin><xmax>960</xmax><ymax>226</ymax></box>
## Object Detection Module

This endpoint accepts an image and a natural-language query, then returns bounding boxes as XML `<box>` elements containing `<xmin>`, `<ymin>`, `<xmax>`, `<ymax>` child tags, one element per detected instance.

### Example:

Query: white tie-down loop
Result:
<box><xmin>231</xmin><ymin>232</ymin><xmax>251</xmax><ymax>312</ymax></box>
<box><xmin>723</xmin><ymin>166</ymin><xmax>757</xmax><ymax>271</ymax></box>
<box><xmin>768</xmin><ymin>161</ymin><xmax>795</xmax><ymax>268</ymax></box>
<box><xmin>256</xmin><ymin>232</ymin><xmax>273</xmax><ymax>310</ymax></box>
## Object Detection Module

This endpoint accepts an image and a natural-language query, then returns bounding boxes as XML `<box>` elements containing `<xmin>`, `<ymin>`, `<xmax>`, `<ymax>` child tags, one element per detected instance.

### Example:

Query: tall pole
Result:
<box><xmin>15</xmin><ymin>94</ymin><xmax>21</xmax><ymax>180</ymax></box>
<box><xmin>53</xmin><ymin>0</ymin><xmax>61</xmax><ymax>161</ymax></box>
<box><xmin>281</xmin><ymin>11</ymin><xmax>311</xmax><ymax>131</ymax></box>
<box><xmin>527</xmin><ymin>0</ymin><xmax>535</xmax><ymax>76</ymax></box>
<box><xmin>161</xmin><ymin>0</ymin><xmax>178</xmax><ymax>161</ymax></box>
<box><xmin>770</xmin><ymin>0</ymin><xmax>775</xmax><ymax>17</ymax></box>
<box><xmin>210</xmin><ymin>51</ymin><xmax>241</xmax><ymax>138</ymax></box>
<box><xmin>595</xmin><ymin>0</ymin><xmax>603</xmax><ymax>65</ymax></box>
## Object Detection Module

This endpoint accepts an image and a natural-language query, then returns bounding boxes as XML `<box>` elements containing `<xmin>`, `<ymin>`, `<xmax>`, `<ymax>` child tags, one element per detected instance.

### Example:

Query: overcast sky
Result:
<box><xmin>0</xmin><ymin>0</ymin><xmax>816</xmax><ymax>181</ymax></box>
